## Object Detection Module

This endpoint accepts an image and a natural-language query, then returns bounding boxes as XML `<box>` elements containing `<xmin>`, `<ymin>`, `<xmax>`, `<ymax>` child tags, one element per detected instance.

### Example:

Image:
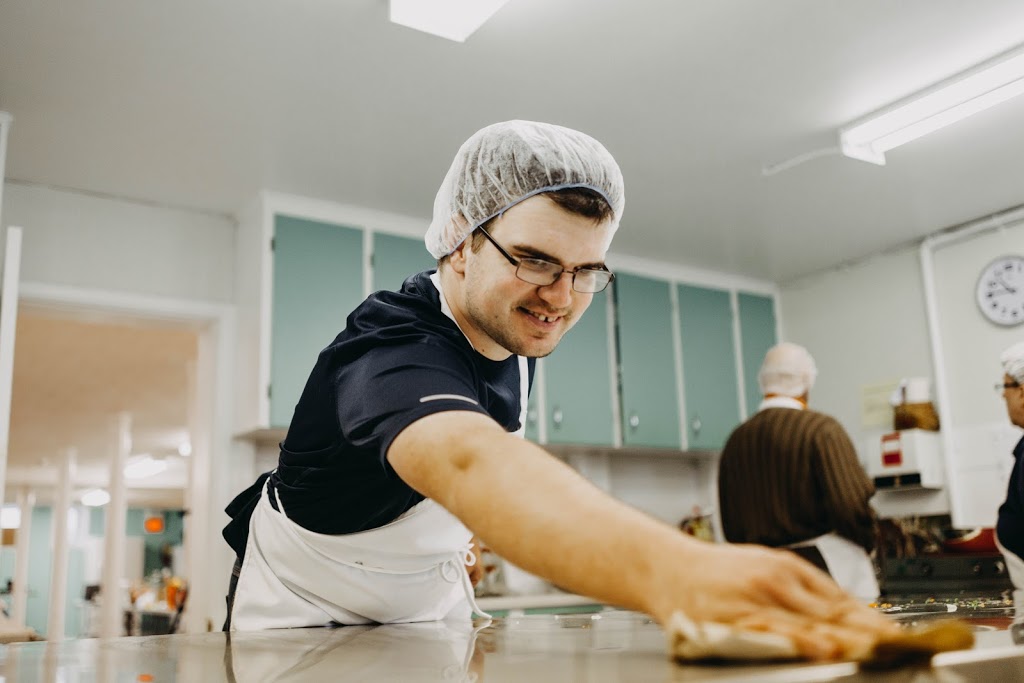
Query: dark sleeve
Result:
<box><xmin>336</xmin><ymin>340</ymin><xmax>494</xmax><ymax>471</ymax></box>
<box><xmin>997</xmin><ymin>441</ymin><xmax>1024</xmax><ymax>559</ymax></box>
<box><xmin>814</xmin><ymin>418</ymin><xmax>878</xmax><ymax>552</ymax></box>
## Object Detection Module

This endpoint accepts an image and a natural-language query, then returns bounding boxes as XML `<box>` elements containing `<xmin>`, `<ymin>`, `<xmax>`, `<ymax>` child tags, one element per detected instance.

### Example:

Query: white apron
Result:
<box><xmin>231</xmin><ymin>273</ymin><xmax>530</xmax><ymax>631</ymax></box>
<box><xmin>229</xmin><ymin>483</ymin><xmax>493</xmax><ymax>631</ymax></box>
<box><xmin>995</xmin><ymin>535</ymin><xmax>1024</xmax><ymax>620</ymax></box>
<box><xmin>787</xmin><ymin>533</ymin><xmax>880</xmax><ymax>602</ymax></box>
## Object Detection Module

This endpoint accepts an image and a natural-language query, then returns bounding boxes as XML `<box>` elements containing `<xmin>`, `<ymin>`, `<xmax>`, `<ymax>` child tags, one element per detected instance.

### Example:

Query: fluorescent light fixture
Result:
<box><xmin>81</xmin><ymin>489</ymin><xmax>111</xmax><ymax>507</ymax></box>
<box><xmin>840</xmin><ymin>43</ymin><xmax>1024</xmax><ymax>165</ymax></box>
<box><xmin>389</xmin><ymin>0</ymin><xmax>512</xmax><ymax>43</ymax></box>
<box><xmin>124</xmin><ymin>455</ymin><xmax>168</xmax><ymax>480</ymax></box>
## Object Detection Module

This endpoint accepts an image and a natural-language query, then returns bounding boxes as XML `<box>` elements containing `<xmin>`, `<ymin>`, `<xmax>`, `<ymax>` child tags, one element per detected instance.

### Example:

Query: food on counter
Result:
<box><xmin>861</xmin><ymin>620</ymin><xmax>975</xmax><ymax>669</ymax></box>
<box><xmin>667</xmin><ymin>611</ymin><xmax>974</xmax><ymax>667</ymax></box>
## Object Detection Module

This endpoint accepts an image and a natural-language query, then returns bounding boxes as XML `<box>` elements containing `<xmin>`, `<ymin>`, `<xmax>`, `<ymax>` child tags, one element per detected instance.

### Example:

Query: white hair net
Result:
<box><xmin>425</xmin><ymin>120</ymin><xmax>625</xmax><ymax>259</ymax></box>
<box><xmin>758</xmin><ymin>342</ymin><xmax>818</xmax><ymax>397</ymax></box>
<box><xmin>1002</xmin><ymin>341</ymin><xmax>1024</xmax><ymax>384</ymax></box>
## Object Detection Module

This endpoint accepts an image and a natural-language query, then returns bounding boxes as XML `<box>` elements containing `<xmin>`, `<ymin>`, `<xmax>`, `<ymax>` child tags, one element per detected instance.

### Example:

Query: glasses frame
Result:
<box><xmin>474</xmin><ymin>226</ymin><xmax>614</xmax><ymax>293</ymax></box>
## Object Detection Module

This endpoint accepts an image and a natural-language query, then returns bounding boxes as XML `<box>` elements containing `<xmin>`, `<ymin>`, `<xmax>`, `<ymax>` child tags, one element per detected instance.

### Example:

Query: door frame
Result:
<box><xmin>16</xmin><ymin>280</ymin><xmax>236</xmax><ymax>633</ymax></box>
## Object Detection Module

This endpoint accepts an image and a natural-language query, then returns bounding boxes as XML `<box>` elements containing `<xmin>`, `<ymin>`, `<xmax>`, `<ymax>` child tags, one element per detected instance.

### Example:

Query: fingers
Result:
<box><xmin>733</xmin><ymin>610</ymin><xmax>880</xmax><ymax>661</ymax></box>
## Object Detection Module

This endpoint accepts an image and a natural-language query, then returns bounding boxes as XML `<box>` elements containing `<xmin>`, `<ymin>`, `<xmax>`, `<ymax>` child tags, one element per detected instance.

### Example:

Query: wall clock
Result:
<box><xmin>976</xmin><ymin>255</ymin><xmax>1024</xmax><ymax>326</ymax></box>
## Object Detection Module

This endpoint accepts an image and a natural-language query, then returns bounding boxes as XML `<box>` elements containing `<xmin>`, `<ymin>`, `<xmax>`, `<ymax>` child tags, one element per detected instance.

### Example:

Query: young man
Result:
<box><xmin>222</xmin><ymin>120</ymin><xmax>896</xmax><ymax>659</ymax></box>
<box><xmin>717</xmin><ymin>343</ymin><xmax>879</xmax><ymax>602</ymax></box>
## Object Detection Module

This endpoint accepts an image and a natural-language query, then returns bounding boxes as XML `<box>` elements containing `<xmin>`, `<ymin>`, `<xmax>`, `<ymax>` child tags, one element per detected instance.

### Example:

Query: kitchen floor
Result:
<box><xmin>3</xmin><ymin>610</ymin><xmax>1024</xmax><ymax>682</ymax></box>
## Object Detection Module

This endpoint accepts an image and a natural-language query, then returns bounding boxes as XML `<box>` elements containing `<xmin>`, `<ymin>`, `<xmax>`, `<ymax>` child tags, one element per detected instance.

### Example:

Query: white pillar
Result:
<box><xmin>0</xmin><ymin>225</ymin><xmax>23</xmax><ymax>511</ymax></box>
<box><xmin>11</xmin><ymin>487</ymin><xmax>34</xmax><ymax>625</ymax></box>
<box><xmin>100</xmin><ymin>413</ymin><xmax>130</xmax><ymax>638</ymax></box>
<box><xmin>46</xmin><ymin>447</ymin><xmax>76</xmax><ymax>641</ymax></box>
<box><xmin>182</xmin><ymin>357</ymin><xmax>209</xmax><ymax>634</ymax></box>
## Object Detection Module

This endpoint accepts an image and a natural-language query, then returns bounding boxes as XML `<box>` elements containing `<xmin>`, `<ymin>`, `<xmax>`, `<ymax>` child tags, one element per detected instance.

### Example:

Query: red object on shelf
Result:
<box><xmin>143</xmin><ymin>515</ymin><xmax>165</xmax><ymax>534</ymax></box>
<box><xmin>942</xmin><ymin>528</ymin><xmax>998</xmax><ymax>554</ymax></box>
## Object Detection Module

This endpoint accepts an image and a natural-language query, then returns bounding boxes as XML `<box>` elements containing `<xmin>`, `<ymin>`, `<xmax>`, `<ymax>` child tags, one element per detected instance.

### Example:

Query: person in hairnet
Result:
<box><xmin>718</xmin><ymin>343</ymin><xmax>880</xmax><ymax>601</ymax></box>
<box><xmin>996</xmin><ymin>341</ymin><xmax>1024</xmax><ymax>621</ymax></box>
<box><xmin>221</xmin><ymin>121</ymin><xmax>896</xmax><ymax>659</ymax></box>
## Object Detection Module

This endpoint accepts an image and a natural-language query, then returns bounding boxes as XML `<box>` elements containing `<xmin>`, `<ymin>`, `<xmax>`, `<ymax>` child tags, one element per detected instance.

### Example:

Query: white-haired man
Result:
<box><xmin>718</xmin><ymin>343</ymin><xmax>879</xmax><ymax>601</ymax></box>
<box><xmin>221</xmin><ymin>122</ymin><xmax>896</xmax><ymax>658</ymax></box>
<box><xmin>996</xmin><ymin>341</ymin><xmax>1024</xmax><ymax>620</ymax></box>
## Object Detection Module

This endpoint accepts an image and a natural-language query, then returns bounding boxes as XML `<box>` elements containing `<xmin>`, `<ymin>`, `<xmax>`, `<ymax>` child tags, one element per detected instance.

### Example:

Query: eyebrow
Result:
<box><xmin>507</xmin><ymin>242</ymin><xmax>609</xmax><ymax>271</ymax></box>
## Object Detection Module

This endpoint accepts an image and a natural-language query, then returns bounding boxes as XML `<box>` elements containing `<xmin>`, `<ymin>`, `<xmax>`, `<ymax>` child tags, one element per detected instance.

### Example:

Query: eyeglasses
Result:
<box><xmin>475</xmin><ymin>227</ymin><xmax>614</xmax><ymax>293</ymax></box>
<box><xmin>996</xmin><ymin>381</ymin><xmax>1021</xmax><ymax>392</ymax></box>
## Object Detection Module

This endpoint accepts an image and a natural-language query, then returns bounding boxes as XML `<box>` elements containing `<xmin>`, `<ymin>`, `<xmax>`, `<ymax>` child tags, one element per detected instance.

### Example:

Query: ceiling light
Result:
<box><xmin>840</xmin><ymin>43</ymin><xmax>1024</xmax><ymax>165</ymax></box>
<box><xmin>389</xmin><ymin>0</ymin><xmax>513</xmax><ymax>42</ymax></box>
<box><xmin>178</xmin><ymin>441</ymin><xmax>192</xmax><ymax>457</ymax></box>
<box><xmin>124</xmin><ymin>455</ymin><xmax>168</xmax><ymax>480</ymax></box>
<box><xmin>81</xmin><ymin>489</ymin><xmax>111</xmax><ymax>507</ymax></box>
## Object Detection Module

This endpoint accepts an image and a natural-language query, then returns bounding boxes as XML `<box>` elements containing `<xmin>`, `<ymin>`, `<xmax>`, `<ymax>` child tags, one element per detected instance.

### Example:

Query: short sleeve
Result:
<box><xmin>336</xmin><ymin>340</ymin><xmax>492</xmax><ymax>469</ymax></box>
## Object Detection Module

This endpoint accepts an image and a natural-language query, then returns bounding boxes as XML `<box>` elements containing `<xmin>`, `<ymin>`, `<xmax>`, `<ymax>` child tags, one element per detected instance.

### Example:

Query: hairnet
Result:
<box><xmin>758</xmin><ymin>342</ymin><xmax>818</xmax><ymax>397</ymax></box>
<box><xmin>1002</xmin><ymin>341</ymin><xmax>1024</xmax><ymax>384</ymax></box>
<box><xmin>425</xmin><ymin>120</ymin><xmax>625</xmax><ymax>259</ymax></box>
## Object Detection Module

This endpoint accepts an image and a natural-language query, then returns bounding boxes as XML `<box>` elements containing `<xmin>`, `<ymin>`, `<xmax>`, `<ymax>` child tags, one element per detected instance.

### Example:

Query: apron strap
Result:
<box><xmin>443</xmin><ymin>544</ymin><xmax>493</xmax><ymax>621</ymax></box>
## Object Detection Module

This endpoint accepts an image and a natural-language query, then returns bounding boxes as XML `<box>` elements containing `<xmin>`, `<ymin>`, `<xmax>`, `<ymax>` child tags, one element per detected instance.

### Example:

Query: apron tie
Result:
<box><xmin>441</xmin><ymin>544</ymin><xmax>493</xmax><ymax>620</ymax></box>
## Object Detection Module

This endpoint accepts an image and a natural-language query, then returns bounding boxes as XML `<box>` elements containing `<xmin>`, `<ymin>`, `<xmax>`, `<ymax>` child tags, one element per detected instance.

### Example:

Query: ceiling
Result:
<box><xmin>8</xmin><ymin>310</ymin><xmax>196</xmax><ymax>492</ymax></box>
<box><xmin>2</xmin><ymin>1</ymin><xmax>1024</xmax><ymax>284</ymax></box>
<box><xmin>2</xmin><ymin>2</ymin><xmax>1024</xmax><ymax>498</ymax></box>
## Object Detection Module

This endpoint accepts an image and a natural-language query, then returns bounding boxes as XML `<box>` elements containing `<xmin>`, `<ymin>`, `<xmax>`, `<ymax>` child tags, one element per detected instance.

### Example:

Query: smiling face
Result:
<box><xmin>1004</xmin><ymin>373</ymin><xmax>1024</xmax><ymax>429</ymax></box>
<box><xmin>442</xmin><ymin>194</ymin><xmax>612</xmax><ymax>360</ymax></box>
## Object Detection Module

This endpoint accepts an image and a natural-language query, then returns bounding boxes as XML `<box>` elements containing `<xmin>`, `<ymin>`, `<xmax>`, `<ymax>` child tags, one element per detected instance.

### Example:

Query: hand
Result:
<box><xmin>651</xmin><ymin>540</ymin><xmax>900</xmax><ymax>661</ymax></box>
<box><xmin>466</xmin><ymin>537</ymin><xmax>486</xmax><ymax>587</ymax></box>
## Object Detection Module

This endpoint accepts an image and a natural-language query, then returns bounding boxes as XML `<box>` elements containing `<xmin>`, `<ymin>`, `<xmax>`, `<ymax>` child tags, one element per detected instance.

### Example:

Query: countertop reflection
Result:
<box><xmin>3</xmin><ymin>611</ymin><xmax>1024</xmax><ymax>682</ymax></box>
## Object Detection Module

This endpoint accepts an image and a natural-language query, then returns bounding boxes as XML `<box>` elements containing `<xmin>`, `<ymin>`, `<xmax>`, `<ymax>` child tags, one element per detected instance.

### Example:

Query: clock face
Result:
<box><xmin>976</xmin><ymin>255</ymin><xmax>1024</xmax><ymax>326</ymax></box>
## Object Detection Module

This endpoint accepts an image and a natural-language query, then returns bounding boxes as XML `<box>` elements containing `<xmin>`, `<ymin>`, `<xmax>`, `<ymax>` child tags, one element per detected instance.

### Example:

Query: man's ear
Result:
<box><xmin>447</xmin><ymin>216</ymin><xmax>471</xmax><ymax>275</ymax></box>
<box><xmin>448</xmin><ymin>239</ymin><xmax>469</xmax><ymax>275</ymax></box>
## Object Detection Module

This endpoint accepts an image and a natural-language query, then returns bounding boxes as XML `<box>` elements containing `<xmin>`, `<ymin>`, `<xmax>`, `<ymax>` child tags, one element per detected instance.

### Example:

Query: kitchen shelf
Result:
<box><xmin>234</xmin><ymin>428</ymin><xmax>720</xmax><ymax>460</ymax></box>
<box><xmin>475</xmin><ymin>591</ymin><xmax>604</xmax><ymax>613</ymax></box>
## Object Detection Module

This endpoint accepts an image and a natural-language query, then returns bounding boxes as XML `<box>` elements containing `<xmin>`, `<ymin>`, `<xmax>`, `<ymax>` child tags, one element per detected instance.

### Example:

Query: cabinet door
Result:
<box><xmin>544</xmin><ymin>292</ymin><xmax>615</xmax><ymax>445</ymax></box>
<box><xmin>615</xmin><ymin>274</ymin><xmax>681</xmax><ymax>448</ymax></box>
<box><xmin>737</xmin><ymin>293</ymin><xmax>777</xmax><ymax>417</ymax></box>
<box><xmin>524</xmin><ymin>380</ymin><xmax>541</xmax><ymax>443</ymax></box>
<box><xmin>271</xmin><ymin>215</ymin><xmax>364</xmax><ymax>428</ymax></box>
<box><xmin>373</xmin><ymin>233</ymin><xmax>436</xmax><ymax>293</ymax></box>
<box><xmin>677</xmin><ymin>284</ymin><xmax>740</xmax><ymax>450</ymax></box>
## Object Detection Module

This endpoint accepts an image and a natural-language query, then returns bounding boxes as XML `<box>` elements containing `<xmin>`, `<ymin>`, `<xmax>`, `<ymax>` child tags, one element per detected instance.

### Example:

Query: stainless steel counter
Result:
<box><xmin>3</xmin><ymin>611</ymin><xmax>1024</xmax><ymax>682</ymax></box>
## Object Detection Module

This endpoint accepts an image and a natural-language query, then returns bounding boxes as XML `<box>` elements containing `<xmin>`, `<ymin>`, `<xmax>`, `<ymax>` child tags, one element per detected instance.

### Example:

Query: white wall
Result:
<box><xmin>2</xmin><ymin>182</ymin><xmax>235</xmax><ymax>303</ymax></box>
<box><xmin>780</xmin><ymin>213</ymin><xmax>1024</xmax><ymax>527</ymax></box>
<box><xmin>779</xmin><ymin>246</ymin><xmax>934</xmax><ymax>445</ymax></box>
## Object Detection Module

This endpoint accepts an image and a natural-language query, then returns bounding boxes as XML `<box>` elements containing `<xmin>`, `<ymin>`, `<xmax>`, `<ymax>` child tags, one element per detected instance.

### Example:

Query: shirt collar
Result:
<box><xmin>758</xmin><ymin>395</ymin><xmax>806</xmax><ymax>412</ymax></box>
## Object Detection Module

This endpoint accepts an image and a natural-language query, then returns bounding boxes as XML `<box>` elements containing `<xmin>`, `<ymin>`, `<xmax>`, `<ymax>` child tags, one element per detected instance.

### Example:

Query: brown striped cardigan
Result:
<box><xmin>717</xmin><ymin>407</ymin><xmax>877</xmax><ymax>552</ymax></box>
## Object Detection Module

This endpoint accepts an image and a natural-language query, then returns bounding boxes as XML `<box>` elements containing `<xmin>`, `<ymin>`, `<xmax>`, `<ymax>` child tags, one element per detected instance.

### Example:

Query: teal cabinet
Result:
<box><xmin>737</xmin><ymin>293</ymin><xmax>777</xmax><ymax>417</ymax></box>
<box><xmin>615</xmin><ymin>274</ymin><xmax>681</xmax><ymax>449</ymax></box>
<box><xmin>524</xmin><ymin>384</ymin><xmax>541</xmax><ymax>443</ymax></box>
<box><xmin>677</xmin><ymin>284</ymin><xmax>740</xmax><ymax>450</ymax></box>
<box><xmin>270</xmin><ymin>215</ymin><xmax>365</xmax><ymax>428</ymax></box>
<box><xmin>543</xmin><ymin>293</ymin><xmax>615</xmax><ymax>445</ymax></box>
<box><xmin>373</xmin><ymin>233</ymin><xmax>436</xmax><ymax>293</ymax></box>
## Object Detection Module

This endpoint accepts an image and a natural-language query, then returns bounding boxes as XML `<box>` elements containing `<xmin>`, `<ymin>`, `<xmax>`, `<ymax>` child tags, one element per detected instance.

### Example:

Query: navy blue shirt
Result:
<box><xmin>223</xmin><ymin>271</ymin><xmax>535</xmax><ymax>558</ymax></box>
<box><xmin>997</xmin><ymin>435</ymin><xmax>1024</xmax><ymax>560</ymax></box>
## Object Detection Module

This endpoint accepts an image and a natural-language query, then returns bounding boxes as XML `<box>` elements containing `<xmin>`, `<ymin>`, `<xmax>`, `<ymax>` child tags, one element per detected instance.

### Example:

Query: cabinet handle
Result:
<box><xmin>691</xmin><ymin>415</ymin><xmax>702</xmax><ymax>434</ymax></box>
<box><xmin>628</xmin><ymin>413</ymin><xmax>640</xmax><ymax>431</ymax></box>
<box><xmin>552</xmin><ymin>407</ymin><xmax>563</xmax><ymax>427</ymax></box>
<box><xmin>526</xmin><ymin>408</ymin><xmax>538</xmax><ymax>425</ymax></box>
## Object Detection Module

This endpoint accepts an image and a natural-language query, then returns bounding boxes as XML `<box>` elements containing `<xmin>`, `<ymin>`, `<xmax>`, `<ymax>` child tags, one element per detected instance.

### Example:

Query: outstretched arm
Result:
<box><xmin>388</xmin><ymin>410</ymin><xmax>897</xmax><ymax>660</ymax></box>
